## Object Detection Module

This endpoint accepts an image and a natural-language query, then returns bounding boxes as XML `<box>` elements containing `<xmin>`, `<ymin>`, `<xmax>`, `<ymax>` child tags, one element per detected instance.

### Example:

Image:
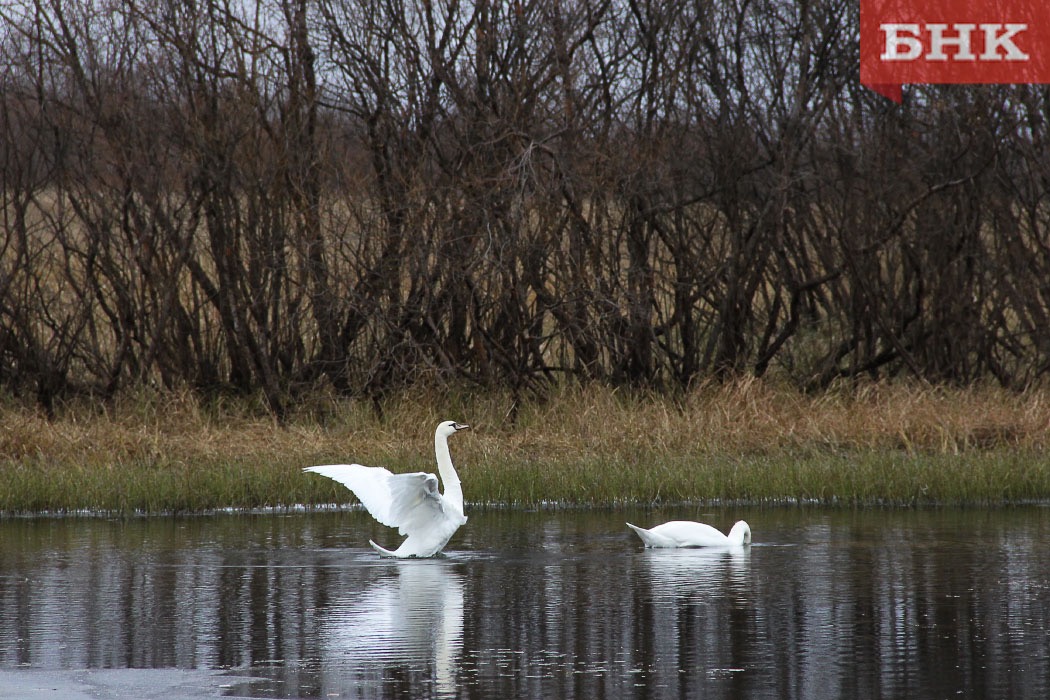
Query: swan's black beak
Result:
<box><xmin>453</xmin><ymin>422</ymin><xmax>471</xmax><ymax>431</ymax></box>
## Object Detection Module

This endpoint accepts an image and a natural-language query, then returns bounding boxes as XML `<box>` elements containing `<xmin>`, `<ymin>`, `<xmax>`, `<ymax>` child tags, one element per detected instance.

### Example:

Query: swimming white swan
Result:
<box><xmin>626</xmin><ymin>520</ymin><xmax>752</xmax><ymax>548</ymax></box>
<box><xmin>304</xmin><ymin>421</ymin><xmax>470</xmax><ymax>558</ymax></box>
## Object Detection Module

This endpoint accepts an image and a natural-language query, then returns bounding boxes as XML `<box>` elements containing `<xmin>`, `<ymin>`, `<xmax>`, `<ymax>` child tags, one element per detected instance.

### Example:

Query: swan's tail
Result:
<box><xmin>626</xmin><ymin>522</ymin><xmax>668</xmax><ymax>548</ymax></box>
<box><xmin>369</xmin><ymin>540</ymin><xmax>399</xmax><ymax>557</ymax></box>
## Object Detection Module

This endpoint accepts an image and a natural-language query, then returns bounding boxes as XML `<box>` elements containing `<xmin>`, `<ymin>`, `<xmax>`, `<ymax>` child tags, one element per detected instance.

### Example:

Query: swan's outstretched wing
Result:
<box><xmin>305</xmin><ymin>464</ymin><xmax>445</xmax><ymax>537</ymax></box>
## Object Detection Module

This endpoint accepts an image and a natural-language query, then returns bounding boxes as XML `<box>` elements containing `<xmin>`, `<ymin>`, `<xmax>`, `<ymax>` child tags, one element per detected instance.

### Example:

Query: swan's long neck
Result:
<box><xmin>729</xmin><ymin>521</ymin><xmax>751</xmax><ymax>546</ymax></box>
<box><xmin>435</xmin><ymin>431</ymin><xmax>464</xmax><ymax>512</ymax></box>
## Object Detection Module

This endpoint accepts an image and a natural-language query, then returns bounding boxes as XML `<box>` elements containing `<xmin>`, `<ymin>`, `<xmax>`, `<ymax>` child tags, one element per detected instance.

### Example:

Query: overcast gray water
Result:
<box><xmin>1</xmin><ymin>506</ymin><xmax>1049</xmax><ymax>699</ymax></box>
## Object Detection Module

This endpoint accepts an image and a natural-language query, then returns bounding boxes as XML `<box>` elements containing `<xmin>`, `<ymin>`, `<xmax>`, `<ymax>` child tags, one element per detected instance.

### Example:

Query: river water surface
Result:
<box><xmin>1</xmin><ymin>506</ymin><xmax>1049</xmax><ymax>699</ymax></box>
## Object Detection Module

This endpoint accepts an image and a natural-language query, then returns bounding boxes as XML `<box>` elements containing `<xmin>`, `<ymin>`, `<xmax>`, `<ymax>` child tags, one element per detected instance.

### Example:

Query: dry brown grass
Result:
<box><xmin>1</xmin><ymin>379</ymin><xmax>1048</xmax><ymax>513</ymax></box>
<box><xmin>506</xmin><ymin>378</ymin><xmax>1050</xmax><ymax>456</ymax></box>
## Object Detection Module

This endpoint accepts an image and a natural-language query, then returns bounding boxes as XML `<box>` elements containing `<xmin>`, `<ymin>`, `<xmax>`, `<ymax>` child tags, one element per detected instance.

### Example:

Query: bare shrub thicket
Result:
<box><xmin>2</xmin><ymin>0</ymin><xmax>1049</xmax><ymax>416</ymax></box>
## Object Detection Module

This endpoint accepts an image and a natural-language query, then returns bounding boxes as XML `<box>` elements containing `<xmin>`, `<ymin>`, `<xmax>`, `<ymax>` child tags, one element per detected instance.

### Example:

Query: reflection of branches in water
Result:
<box><xmin>320</xmin><ymin>561</ymin><xmax>464</xmax><ymax>697</ymax></box>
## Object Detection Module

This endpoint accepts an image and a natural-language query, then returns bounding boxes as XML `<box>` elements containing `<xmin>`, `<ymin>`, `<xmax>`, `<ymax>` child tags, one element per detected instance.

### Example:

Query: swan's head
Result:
<box><xmin>729</xmin><ymin>520</ymin><xmax>752</xmax><ymax>546</ymax></box>
<box><xmin>436</xmin><ymin>420</ymin><xmax>470</xmax><ymax>438</ymax></box>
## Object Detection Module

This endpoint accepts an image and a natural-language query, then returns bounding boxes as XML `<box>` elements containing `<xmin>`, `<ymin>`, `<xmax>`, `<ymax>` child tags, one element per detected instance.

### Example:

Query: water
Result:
<box><xmin>1</xmin><ymin>506</ymin><xmax>1049</xmax><ymax>699</ymax></box>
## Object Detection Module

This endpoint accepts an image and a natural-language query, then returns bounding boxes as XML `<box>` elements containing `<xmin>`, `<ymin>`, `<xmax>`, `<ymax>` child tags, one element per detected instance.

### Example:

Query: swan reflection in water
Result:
<box><xmin>635</xmin><ymin>546</ymin><xmax>753</xmax><ymax>683</ymax></box>
<box><xmin>319</xmin><ymin>559</ymin><xmax>464</xmax><ymax>698</ymax></box>
<box><xmin>638</xmin><ymin>545</ymin><xmax>752</xmax><ymax>601</ymax></box>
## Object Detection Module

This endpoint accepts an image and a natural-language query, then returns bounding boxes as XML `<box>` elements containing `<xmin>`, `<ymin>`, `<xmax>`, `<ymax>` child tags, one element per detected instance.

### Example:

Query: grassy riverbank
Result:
<box><xmin>2</xmin><ymin>380</ymin><xmax>1049</xmax><ymax>514</ymax></box>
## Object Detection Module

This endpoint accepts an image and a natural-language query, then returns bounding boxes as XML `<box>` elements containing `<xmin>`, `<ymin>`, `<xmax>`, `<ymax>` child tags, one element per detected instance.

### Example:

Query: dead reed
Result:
<box><xmin>1</xmin><ymin>380</ymin><xmax>1048</xmax><ymax>514</ymax></box>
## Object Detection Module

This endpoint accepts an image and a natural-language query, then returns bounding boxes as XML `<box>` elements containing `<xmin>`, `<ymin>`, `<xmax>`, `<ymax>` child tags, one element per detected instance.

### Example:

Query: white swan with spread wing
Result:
<box><xmin>626</xmin><ymin>520</ymin><xmax>752</xmax><ymax>548</ymax></box>
<box><xmin>304</xmin><ymin>421</ymin><xmax>470</xmax><ymax>558</ymax></box>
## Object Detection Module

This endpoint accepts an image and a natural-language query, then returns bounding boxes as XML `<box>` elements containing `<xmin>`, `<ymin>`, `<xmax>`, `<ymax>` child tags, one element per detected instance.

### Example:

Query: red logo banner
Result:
<box><xmin>860</xmin><ymin>0</ymin><xmax>1050</xmax><ymax>102</ymax></box>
